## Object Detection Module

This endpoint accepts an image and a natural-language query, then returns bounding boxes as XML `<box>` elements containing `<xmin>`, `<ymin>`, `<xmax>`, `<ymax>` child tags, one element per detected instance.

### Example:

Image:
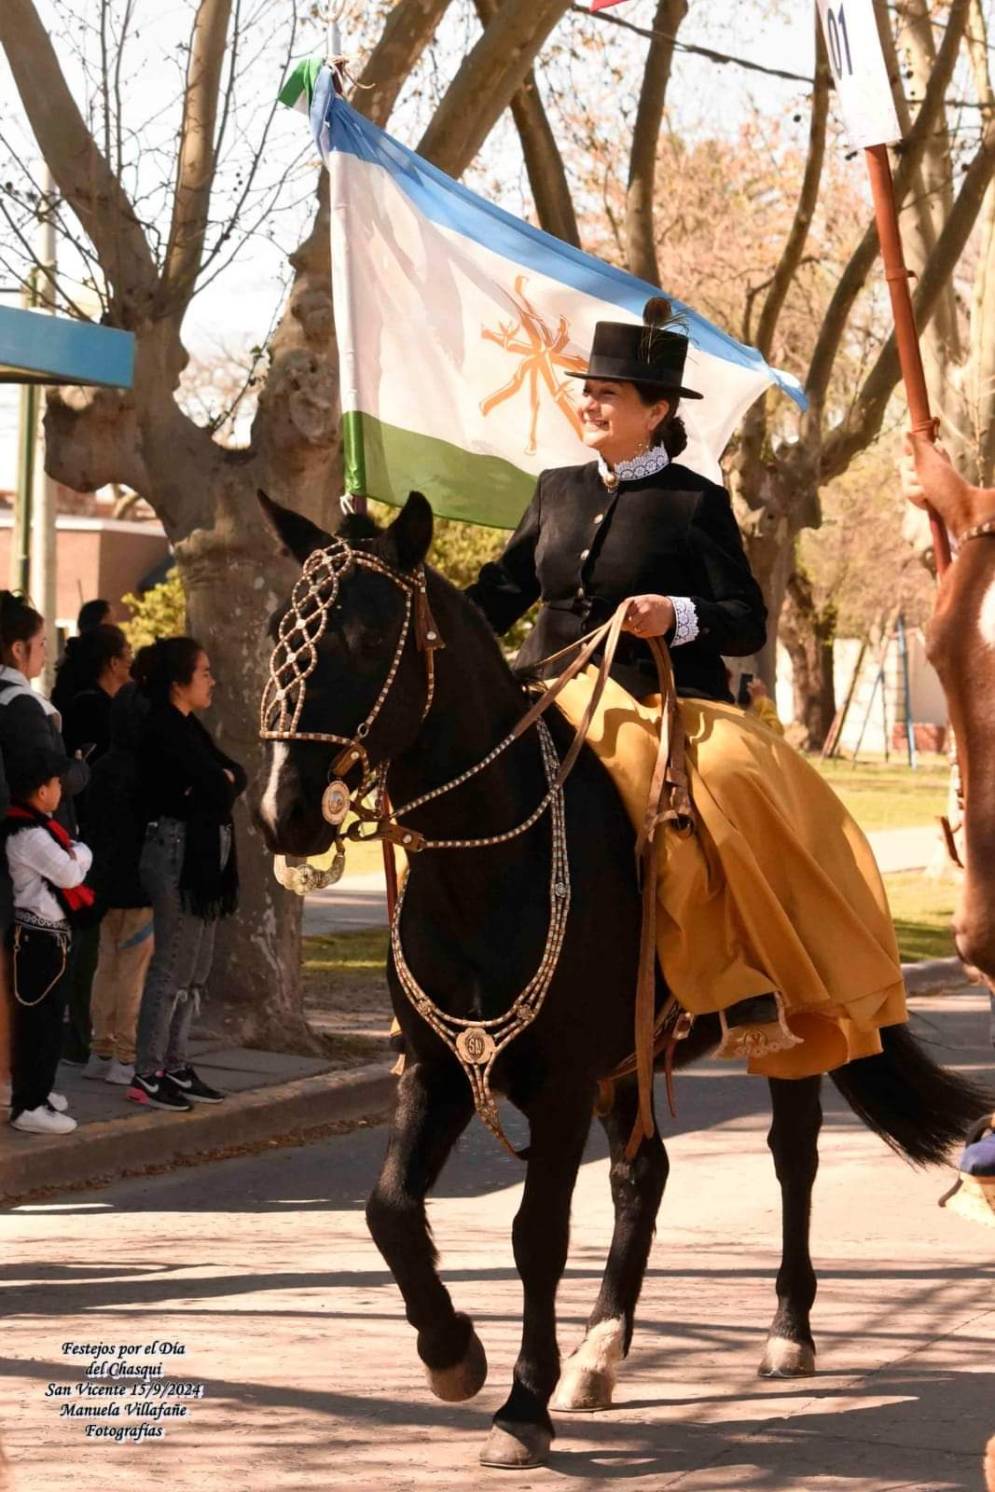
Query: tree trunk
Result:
<box><xmin>174</xmin><ymin>477</ymin><xmax>319</xmax><ymax>1052</ymax></box>
<box><xmin>781</xmin><ymin>570</ymin><xmax>837</xmax><ymax>751</ymax></box>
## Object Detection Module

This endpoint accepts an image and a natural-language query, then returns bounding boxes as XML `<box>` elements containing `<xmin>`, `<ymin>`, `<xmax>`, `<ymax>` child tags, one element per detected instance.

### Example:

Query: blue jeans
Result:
<box><xmin>134</xmin><ymin>818</ymin><xmax>229</xmax><ymax>1076</ymax></box>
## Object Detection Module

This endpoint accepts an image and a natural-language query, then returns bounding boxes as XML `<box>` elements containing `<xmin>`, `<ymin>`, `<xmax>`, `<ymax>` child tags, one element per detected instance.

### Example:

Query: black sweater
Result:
<box><xmin>465</xmin><ymin>461</ymin><xmax>767</xmax><ymax>703</ymax></box>
<box><xmin>138</xmin><ymin>704</ymin><xmax>247</xmax><ymax>826</ymax></box>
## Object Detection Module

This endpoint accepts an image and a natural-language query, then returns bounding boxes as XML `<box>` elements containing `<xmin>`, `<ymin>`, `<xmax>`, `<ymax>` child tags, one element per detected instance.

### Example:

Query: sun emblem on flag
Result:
<box><xmin>480</xmin><ymin>276</ymin><xmax>588</xmax><ymax>454</ymax></box>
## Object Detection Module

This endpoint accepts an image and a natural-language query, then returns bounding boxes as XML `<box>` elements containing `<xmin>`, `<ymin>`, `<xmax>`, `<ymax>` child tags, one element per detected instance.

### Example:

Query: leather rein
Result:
<box><xmin>261</xmin><ymin>536</ymin><xmax>695</xmax><ymax>1160</ymax></box>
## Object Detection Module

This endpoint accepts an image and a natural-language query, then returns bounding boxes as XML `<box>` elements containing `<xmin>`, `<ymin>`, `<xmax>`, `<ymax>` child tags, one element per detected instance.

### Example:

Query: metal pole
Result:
<box><xmin>896</xmin><ymin>612</ymin><xmax>917</xmax><ymax>770</ymax></box>
<box><xmin>864</xmin><ymin>144</ymin><xmax>951</xmax><ymax>576</ymax></box>
<box><xmin>11</xmin><ymin>269</ymin><xmax>39</xmax><ymax>595</ymax></box>
<box><xmin>28</xmin><ymin>164</ymin><xmax>58</xmax><ymax>694</ymax></box>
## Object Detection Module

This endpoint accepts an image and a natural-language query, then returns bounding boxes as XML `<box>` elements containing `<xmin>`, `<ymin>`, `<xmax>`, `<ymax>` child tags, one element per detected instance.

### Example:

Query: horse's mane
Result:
<box><xmin>334</xmin><ymin>504</ymin><xmax>526</xmax><ymax>691</ymax></box>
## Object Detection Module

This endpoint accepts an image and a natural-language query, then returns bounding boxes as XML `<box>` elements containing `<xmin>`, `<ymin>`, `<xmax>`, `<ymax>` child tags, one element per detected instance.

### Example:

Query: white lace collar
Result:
<box><xmin>597</xmin><ymin>446</ymin><xmax>670</xmax><ymax>489</ymax></box>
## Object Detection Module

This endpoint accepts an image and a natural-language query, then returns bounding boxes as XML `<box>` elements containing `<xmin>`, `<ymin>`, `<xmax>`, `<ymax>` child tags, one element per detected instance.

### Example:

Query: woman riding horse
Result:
<box><xmin>467</xmin><ymin>298</ymin><xmax>907</xmax><ymax>1077</ymax></box>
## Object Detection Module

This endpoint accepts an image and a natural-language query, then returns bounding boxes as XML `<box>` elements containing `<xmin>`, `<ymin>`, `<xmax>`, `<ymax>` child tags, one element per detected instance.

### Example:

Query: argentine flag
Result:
<box><xmin>288</xmin><ymin>63</ymin><xmax>805</xmax><ymax>529</ymax></box>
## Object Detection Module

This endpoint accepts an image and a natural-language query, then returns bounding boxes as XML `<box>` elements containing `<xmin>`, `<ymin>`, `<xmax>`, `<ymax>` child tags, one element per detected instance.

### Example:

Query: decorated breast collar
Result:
<box><xmin>597</xmin><ymin>446</ymin><xmax>671</xmax><ymax>491</ymax></box>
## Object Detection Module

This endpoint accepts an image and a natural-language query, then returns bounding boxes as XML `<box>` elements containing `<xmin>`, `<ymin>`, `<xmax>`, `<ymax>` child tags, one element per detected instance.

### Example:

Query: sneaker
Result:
<box><xmin>47</xmin><ymin>1092</ymin><xmax>69</xmax><ymax>1113</ymax></box>
<box><xmin>11</xmin><ymin>1106</ymin><xmax>77</xmax><ymax>1135</ymax></box>
<box><xmin>126</xmin><ymin>1072</ymin><xmax>191</xmax><ymax>1112</ymax></box>
<box><xmin>104</xmin><ymin>1059</ymin><xmax>135</xmax><ymax>1086</ymax></box>
<box><xmin>83</xmin><ymin>1054</ymin><xmax>112</xmax><ymax>1081</ymax></box>
<box><xmin>164</xmin><ymin>1066</ymin><xmax>225</xmax><ymax>1105</ymax></box>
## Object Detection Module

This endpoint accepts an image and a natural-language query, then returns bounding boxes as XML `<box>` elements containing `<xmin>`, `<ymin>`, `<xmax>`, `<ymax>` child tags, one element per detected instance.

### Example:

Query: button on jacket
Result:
<box><xmin>465</xmin><ymin>461</ymin><xmax>767</xmax><ymax>703</ymax></box>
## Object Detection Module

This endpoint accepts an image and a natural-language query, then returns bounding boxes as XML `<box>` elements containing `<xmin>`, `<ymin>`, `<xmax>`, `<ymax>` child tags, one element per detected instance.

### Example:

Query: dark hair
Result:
<box><xmin>634</xmin><ymin>384</ymin><xmax>687</xmax><ymax>458</ymax></box>
<box><xmin>71</xmin><ymin>624</ymin><xmax>129</xmax><ymax>692</ymax></box>
<box><xmin>8</xmin><ymin>745</ymin><xmax>70</xmax><ymax>802</ymax></box>
<box><xmin>0</xmin><ymin>591</ymin><xmax>44</xmax><ymax>660</ymax></box>
<box><xmin>133</xmin><ymin>636</ymin><xmax>204</xmax><ymax>706</ymax></box>
<box><xmin>636</xmin><ymin>296</ymin><xmax>689</xmax><ymax>458</ymax></box>
<box><xmin>77</xmin><ymin>599</ymin><xmax>111</xmax><ymax>632</ymax></box>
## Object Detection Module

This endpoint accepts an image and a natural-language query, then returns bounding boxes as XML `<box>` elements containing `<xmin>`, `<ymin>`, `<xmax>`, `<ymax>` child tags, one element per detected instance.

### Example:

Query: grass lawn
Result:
<box><xmin>813</xmin><ymin>755</ymin><xmax>949</xmax><ymax>833</ymax></box>
<box><xmin>883</xmin><ymin>870</ymin><xmax>956</xmax><ymax>962</ymax></box>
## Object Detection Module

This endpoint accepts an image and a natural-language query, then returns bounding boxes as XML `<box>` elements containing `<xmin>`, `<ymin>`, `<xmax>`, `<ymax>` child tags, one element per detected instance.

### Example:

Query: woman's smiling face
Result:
<box><xmin>578</xmin><ymin>379</ymin><xmax>670</xmax><ymax>464</ymax></box>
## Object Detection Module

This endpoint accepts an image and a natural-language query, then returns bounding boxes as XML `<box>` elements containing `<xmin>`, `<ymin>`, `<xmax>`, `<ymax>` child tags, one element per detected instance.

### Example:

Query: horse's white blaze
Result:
<box><xmin>260</xmin><ymin>742</ymin><xmax>290</xmax><ymax>833</ymax></box>
<box><xmin>978</xmin><ymin>577</ymin><xmax>995</xmax><ymax>648</ymax></box>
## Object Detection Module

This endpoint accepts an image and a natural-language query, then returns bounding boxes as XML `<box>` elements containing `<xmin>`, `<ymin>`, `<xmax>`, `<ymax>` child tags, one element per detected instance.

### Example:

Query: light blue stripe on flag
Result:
<box><xmin>310</xmin><ymin>71</ymin><xmax>806</xmax><ymax>410</ymax></box>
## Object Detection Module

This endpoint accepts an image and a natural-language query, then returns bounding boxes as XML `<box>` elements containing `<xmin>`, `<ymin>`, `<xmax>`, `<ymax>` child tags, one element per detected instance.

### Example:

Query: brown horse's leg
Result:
<box><xmin>552</xmin><ymin>1076</ymin><xmax>668</xmax><ymax>1412</ymax></box>
<box><xmin>365</xmin><ymin>1059</ymin><xmax>484</xmax><ymax>1401</ymax></box>
<box><xmin>759</xmin><ymin>1073</ymin><xmax>822</xmax><ymax>1377</ymax></box>
<box><xmin>480</xmin><ymin>1084</ymin><xmax>594</xmax><ymax>1470</ymax></box>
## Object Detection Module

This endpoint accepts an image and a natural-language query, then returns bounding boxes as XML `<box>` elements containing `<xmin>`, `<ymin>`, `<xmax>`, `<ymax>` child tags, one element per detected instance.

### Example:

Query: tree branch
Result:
<box><xmin>355</xmin><ymin>0</ymin><xmax>454</xmax><ymax>127</ymax></box>
<box><xmin>804</xmin><ymin>0</ymin><xmax>970</xmax><ymax>413</ymax></box>
<box><xmin>473</xmin><ymin>0</ymin><xmax>579</xmax><ymax>245</ymax></box>
<box><xmin>417</xmin><ymin>0</ymin><xmax>571</xmax><ymax>178</ymax></box>
<box><xmin>0</xmin><ymin>0</ymin><xmax>159</xmax><ymax>319</ymax></box>
<box><xmin>820</xmin><ymin>114</ymin><xmax>995</xmax><ymax>480</ymax></box>
<box><xmin>754</xmin><ymin>20</ymin><xmax>829</xmax><ymax>361</ymax></box>
<box><xmin>158</xmin><ymin>0</ymin><xmax>233</xmax><ymax>321</ymax></box>
<box><xmin>624</xmin><ymin>0</ymin><xmax>687</xmax><ymax>285</ymax></box>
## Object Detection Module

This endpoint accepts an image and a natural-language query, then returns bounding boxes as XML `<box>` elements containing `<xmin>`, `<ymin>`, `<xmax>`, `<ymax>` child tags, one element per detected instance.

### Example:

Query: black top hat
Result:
<box><xmin>566</xmin><ymin>320</ymin><xmax>703</xmax><ymax>399</ymax></box>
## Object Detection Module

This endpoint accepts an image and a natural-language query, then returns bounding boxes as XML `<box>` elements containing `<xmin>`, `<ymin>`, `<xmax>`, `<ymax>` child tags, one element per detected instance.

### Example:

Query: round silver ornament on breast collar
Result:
<box><xmin>455</xmin><ymin>1027</ymin><xmax>498</xmax><ymax>1065</ymax></box>
<box><xmin>321</xmin><ymin>779</ymin><xmax>351</xmax><ymax>826</ymax></box>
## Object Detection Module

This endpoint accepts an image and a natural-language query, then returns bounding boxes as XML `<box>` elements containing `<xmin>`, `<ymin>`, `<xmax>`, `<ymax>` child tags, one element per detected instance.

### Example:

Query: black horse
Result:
<box><xmin>258</xmin><ymin>491</ymin><xmax>990</xmax><ymax>1471</ymax></box>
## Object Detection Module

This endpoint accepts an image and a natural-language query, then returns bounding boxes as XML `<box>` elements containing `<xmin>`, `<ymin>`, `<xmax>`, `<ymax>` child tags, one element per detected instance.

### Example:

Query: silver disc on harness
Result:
<box><xmin>321</xmin><ymin>779</ymin><xmax>351</xmax><ymax>826</ymax></box>
<box><xmin>456</xmin><ymin>1027</ymin><xmax>497</xmax><ymax>1066</ymax></box>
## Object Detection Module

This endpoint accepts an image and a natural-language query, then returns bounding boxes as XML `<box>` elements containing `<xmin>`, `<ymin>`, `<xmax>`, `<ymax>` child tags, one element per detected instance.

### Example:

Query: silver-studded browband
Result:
<box><xmin>260</xmin><ymin>536</ymin><xmax>444</xmax><ymax>791</ymax></box>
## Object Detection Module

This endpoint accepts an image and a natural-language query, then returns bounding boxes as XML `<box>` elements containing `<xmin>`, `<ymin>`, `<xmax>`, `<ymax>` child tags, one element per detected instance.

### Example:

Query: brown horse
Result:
<box><xmin>906</xmin><ymin>434</ymin><xmax>995</xmax><ymax>978</ymax></box>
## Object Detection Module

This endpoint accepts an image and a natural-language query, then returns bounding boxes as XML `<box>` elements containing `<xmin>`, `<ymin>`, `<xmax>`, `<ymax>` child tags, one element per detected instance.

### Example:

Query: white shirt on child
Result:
<box><xmin>7</xmin><ymin>825</ymin><xmax>92</xmax><ymax>927</ymax></box>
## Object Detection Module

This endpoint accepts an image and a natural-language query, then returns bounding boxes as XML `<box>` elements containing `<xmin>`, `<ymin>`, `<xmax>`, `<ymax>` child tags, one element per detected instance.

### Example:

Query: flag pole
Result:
<box><xmin>863</xmin><ymin>143</ymin><xmax>951</xmax><ymax>576</ymax></box>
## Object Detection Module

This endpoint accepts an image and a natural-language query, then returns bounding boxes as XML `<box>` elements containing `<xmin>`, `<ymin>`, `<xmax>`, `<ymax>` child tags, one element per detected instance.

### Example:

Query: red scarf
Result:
<box><xmin>5</xmin><ymin>804</ymin><xmax>96</xmax><ymax>917</ymax></box>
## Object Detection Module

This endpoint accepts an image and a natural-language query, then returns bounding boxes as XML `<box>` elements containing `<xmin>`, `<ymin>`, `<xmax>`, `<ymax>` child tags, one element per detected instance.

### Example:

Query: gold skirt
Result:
<box><xmin>555</xmin><ymin>669</ymin><xmax>907</xmax><ymax>1079</ymax></box>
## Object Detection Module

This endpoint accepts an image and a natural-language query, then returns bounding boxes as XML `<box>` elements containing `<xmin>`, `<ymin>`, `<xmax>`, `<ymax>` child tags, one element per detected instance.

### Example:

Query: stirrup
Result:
<box><xmin>716</xmin><ymin>993</ymin><xmax>802</xmax><ymax>1062</ymax></box>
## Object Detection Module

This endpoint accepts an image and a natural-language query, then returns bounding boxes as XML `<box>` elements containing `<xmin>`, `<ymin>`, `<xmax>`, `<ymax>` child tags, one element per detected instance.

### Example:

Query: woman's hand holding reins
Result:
<box><xmin>623</xmin><ymin>594</ymin><xmax>676</xmax><ymax>639</ymax></box>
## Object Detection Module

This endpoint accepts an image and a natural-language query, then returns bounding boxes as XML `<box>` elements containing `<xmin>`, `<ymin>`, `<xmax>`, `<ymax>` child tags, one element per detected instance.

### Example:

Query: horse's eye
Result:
<box><xmin>361</xmin><ymin>631</ymin><xmax>386</xmax><ymax>653</ymax></box>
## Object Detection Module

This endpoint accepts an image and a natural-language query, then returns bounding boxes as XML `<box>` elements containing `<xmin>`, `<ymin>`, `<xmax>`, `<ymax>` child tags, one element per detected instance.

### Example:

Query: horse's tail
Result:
<box><xmin>829</xmin><ymin>1022</ymin><xmax>993</xmax><ymax>1166</ymax></box>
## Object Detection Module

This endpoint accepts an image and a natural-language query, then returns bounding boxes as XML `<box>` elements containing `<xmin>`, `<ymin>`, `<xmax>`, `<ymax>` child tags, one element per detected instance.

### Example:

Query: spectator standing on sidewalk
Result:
<box><xmin>51</xmin><ymin>599</ymin><xmax>113</xmax><ymax>717</ymax></box>
<box><xmin>129</xmin><ymin>638</ymin><xmax>246</xmax><ymax>1112</ymax></box>
<box><xmin>4</xmin><ymin>748</ymin><xmax>94</xmax><ymax>1135</ymax></box>
<box><xmin>58</xmin><ymin>623</ymin><xmax>135</xmax><ymax>1068</ymax></box>
<box><xmin>82</xmin><ymin>684</ymin><xmax>153</xmax><ymax>1087</ymax></box>
<box><xmin>62</xmin><ymin>624</ymin><xmax>134</xmax><ymax>765</ymax></box>
<box><xmin>0</xmin><ymin>593</ymin><xmax>89</xmax><ymax>1103</ymax></box>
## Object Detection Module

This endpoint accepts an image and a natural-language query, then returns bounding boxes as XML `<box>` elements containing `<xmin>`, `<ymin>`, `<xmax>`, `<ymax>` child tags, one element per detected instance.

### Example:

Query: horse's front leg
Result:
<box><xmin>759</xmin><ymin>1073</ymin><xmax>822</xmax><ymax>1377</ymax></box>
<box><xmin>552</xmin><ymin>1075</ymin><xmax>669</xmax><ymax>1412</ymax></box>
<box><xmin>365</xmin><ymin>1059</ymin><xmax>484</xmax><ymax>1400</ymax></box>
<box><xmin>480</xmin><ymin>1084</ymin><xmax>594</xmax><ymax>1470</ymax></box>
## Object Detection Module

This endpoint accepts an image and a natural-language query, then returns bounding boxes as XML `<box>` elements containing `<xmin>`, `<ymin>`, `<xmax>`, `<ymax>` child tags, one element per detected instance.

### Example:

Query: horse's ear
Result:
<box><xmin>257</xmin><ymin>490</ymin><xmax>333</xmax><ymax>563</ymax></box>
<box><xmin>384</xmin><ymin>492</ymin><xmax>433</xmax><ymax>571</ymax></box>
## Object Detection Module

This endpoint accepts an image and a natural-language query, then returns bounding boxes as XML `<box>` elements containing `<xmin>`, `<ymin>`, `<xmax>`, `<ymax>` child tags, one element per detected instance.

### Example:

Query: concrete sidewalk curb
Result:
<box><xmin>0</xmin><ymin>1061</ymin><xmax>394</xmax><ymax>1205</ymax></box>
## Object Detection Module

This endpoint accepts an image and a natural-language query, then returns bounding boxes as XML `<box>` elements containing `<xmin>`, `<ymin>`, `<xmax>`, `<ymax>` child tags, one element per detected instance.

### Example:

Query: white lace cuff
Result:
<box><xmin>668</xmin><ymin>596</ymin><xmax>699</xmax><ymax>647</ymax></box>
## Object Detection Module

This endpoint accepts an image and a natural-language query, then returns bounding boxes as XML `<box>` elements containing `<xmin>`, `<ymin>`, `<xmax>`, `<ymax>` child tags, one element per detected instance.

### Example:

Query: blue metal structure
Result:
<box><xmin>0</xmin><ymin>303</ymin><xmax>134</xmax><ymax>388</ymax></box>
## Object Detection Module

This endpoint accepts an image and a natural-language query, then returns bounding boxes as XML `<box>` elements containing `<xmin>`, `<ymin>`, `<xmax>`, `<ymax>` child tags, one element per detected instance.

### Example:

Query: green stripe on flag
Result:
<box><xmin>278</xmin><ymin>56</ymin><xmax>323</xmax><ymax>113</ymax></box>
<box><xmin>345</xmin><ymin>412</ymin><xmax>536</xmax><ymax>529</ymax></box>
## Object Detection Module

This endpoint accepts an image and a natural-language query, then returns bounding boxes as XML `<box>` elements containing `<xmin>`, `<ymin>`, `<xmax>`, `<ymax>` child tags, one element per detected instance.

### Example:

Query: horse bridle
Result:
<box><xmin>260</xmin><ymin>536</ymin><xmax>445</xmax><ymax>867</ymax></box>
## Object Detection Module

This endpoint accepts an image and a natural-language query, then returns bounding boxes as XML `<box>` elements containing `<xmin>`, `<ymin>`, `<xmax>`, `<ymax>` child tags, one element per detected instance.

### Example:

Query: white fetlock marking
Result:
<box><xmin>760</xmin><ymin>1335</ymin><xmax>815</xmax><ymax>1377</ymax></box>
<box><xmin>552</xmin><ymin>1317</ymin><xmax>625</xmax><ymax>1410</ymax></box>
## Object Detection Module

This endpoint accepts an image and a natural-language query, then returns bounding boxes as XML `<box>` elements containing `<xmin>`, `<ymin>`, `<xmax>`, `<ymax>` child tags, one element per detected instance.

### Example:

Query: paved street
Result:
<box><xmin>0</xmin><ymin>985</ymin><xmax>993</xmax><ymax>1491</ymax></box>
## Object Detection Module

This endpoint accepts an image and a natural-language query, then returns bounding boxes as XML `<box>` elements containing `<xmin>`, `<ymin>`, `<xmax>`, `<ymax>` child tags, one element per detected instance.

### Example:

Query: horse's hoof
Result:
<box><xmin>550</xmin><ymin>1365</ymin><xmax>614</xmax><ymax>1412</ymax></box>
<box><xmin>479</xmin><ymin>1423</ymin><xmax>552</xmax><ymax>1470</ymax></box>
<box><xmin>758</xmin><ymin>1335</ymin><xmax>816</xmax><ymax>1378</ymax></box>
<box><xmin>425</xmin><ymin>1327</ymin><xmax>488</xmax><ymax>1402</ymax></box>
<box><xmin>550</xmin><ymin>1317</ymin><xmax>624</xmax><ymax>1411</ymax></box>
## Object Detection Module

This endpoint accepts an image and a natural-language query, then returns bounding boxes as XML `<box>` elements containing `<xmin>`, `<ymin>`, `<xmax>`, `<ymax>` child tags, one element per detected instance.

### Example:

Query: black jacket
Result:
<box><xmin>465</xmin><ymin>461</ymin><xmax>767</xmax><ymax>703</ymax></box>
<box><xmin>138</xmin><ymin>704</ymin><xmax>247</xmax><ymax>826</ymax></box>
<box><xmin>83</xmin><ymin>685</ymin><xmax>150</xmax><ymax>910</ymax></box>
